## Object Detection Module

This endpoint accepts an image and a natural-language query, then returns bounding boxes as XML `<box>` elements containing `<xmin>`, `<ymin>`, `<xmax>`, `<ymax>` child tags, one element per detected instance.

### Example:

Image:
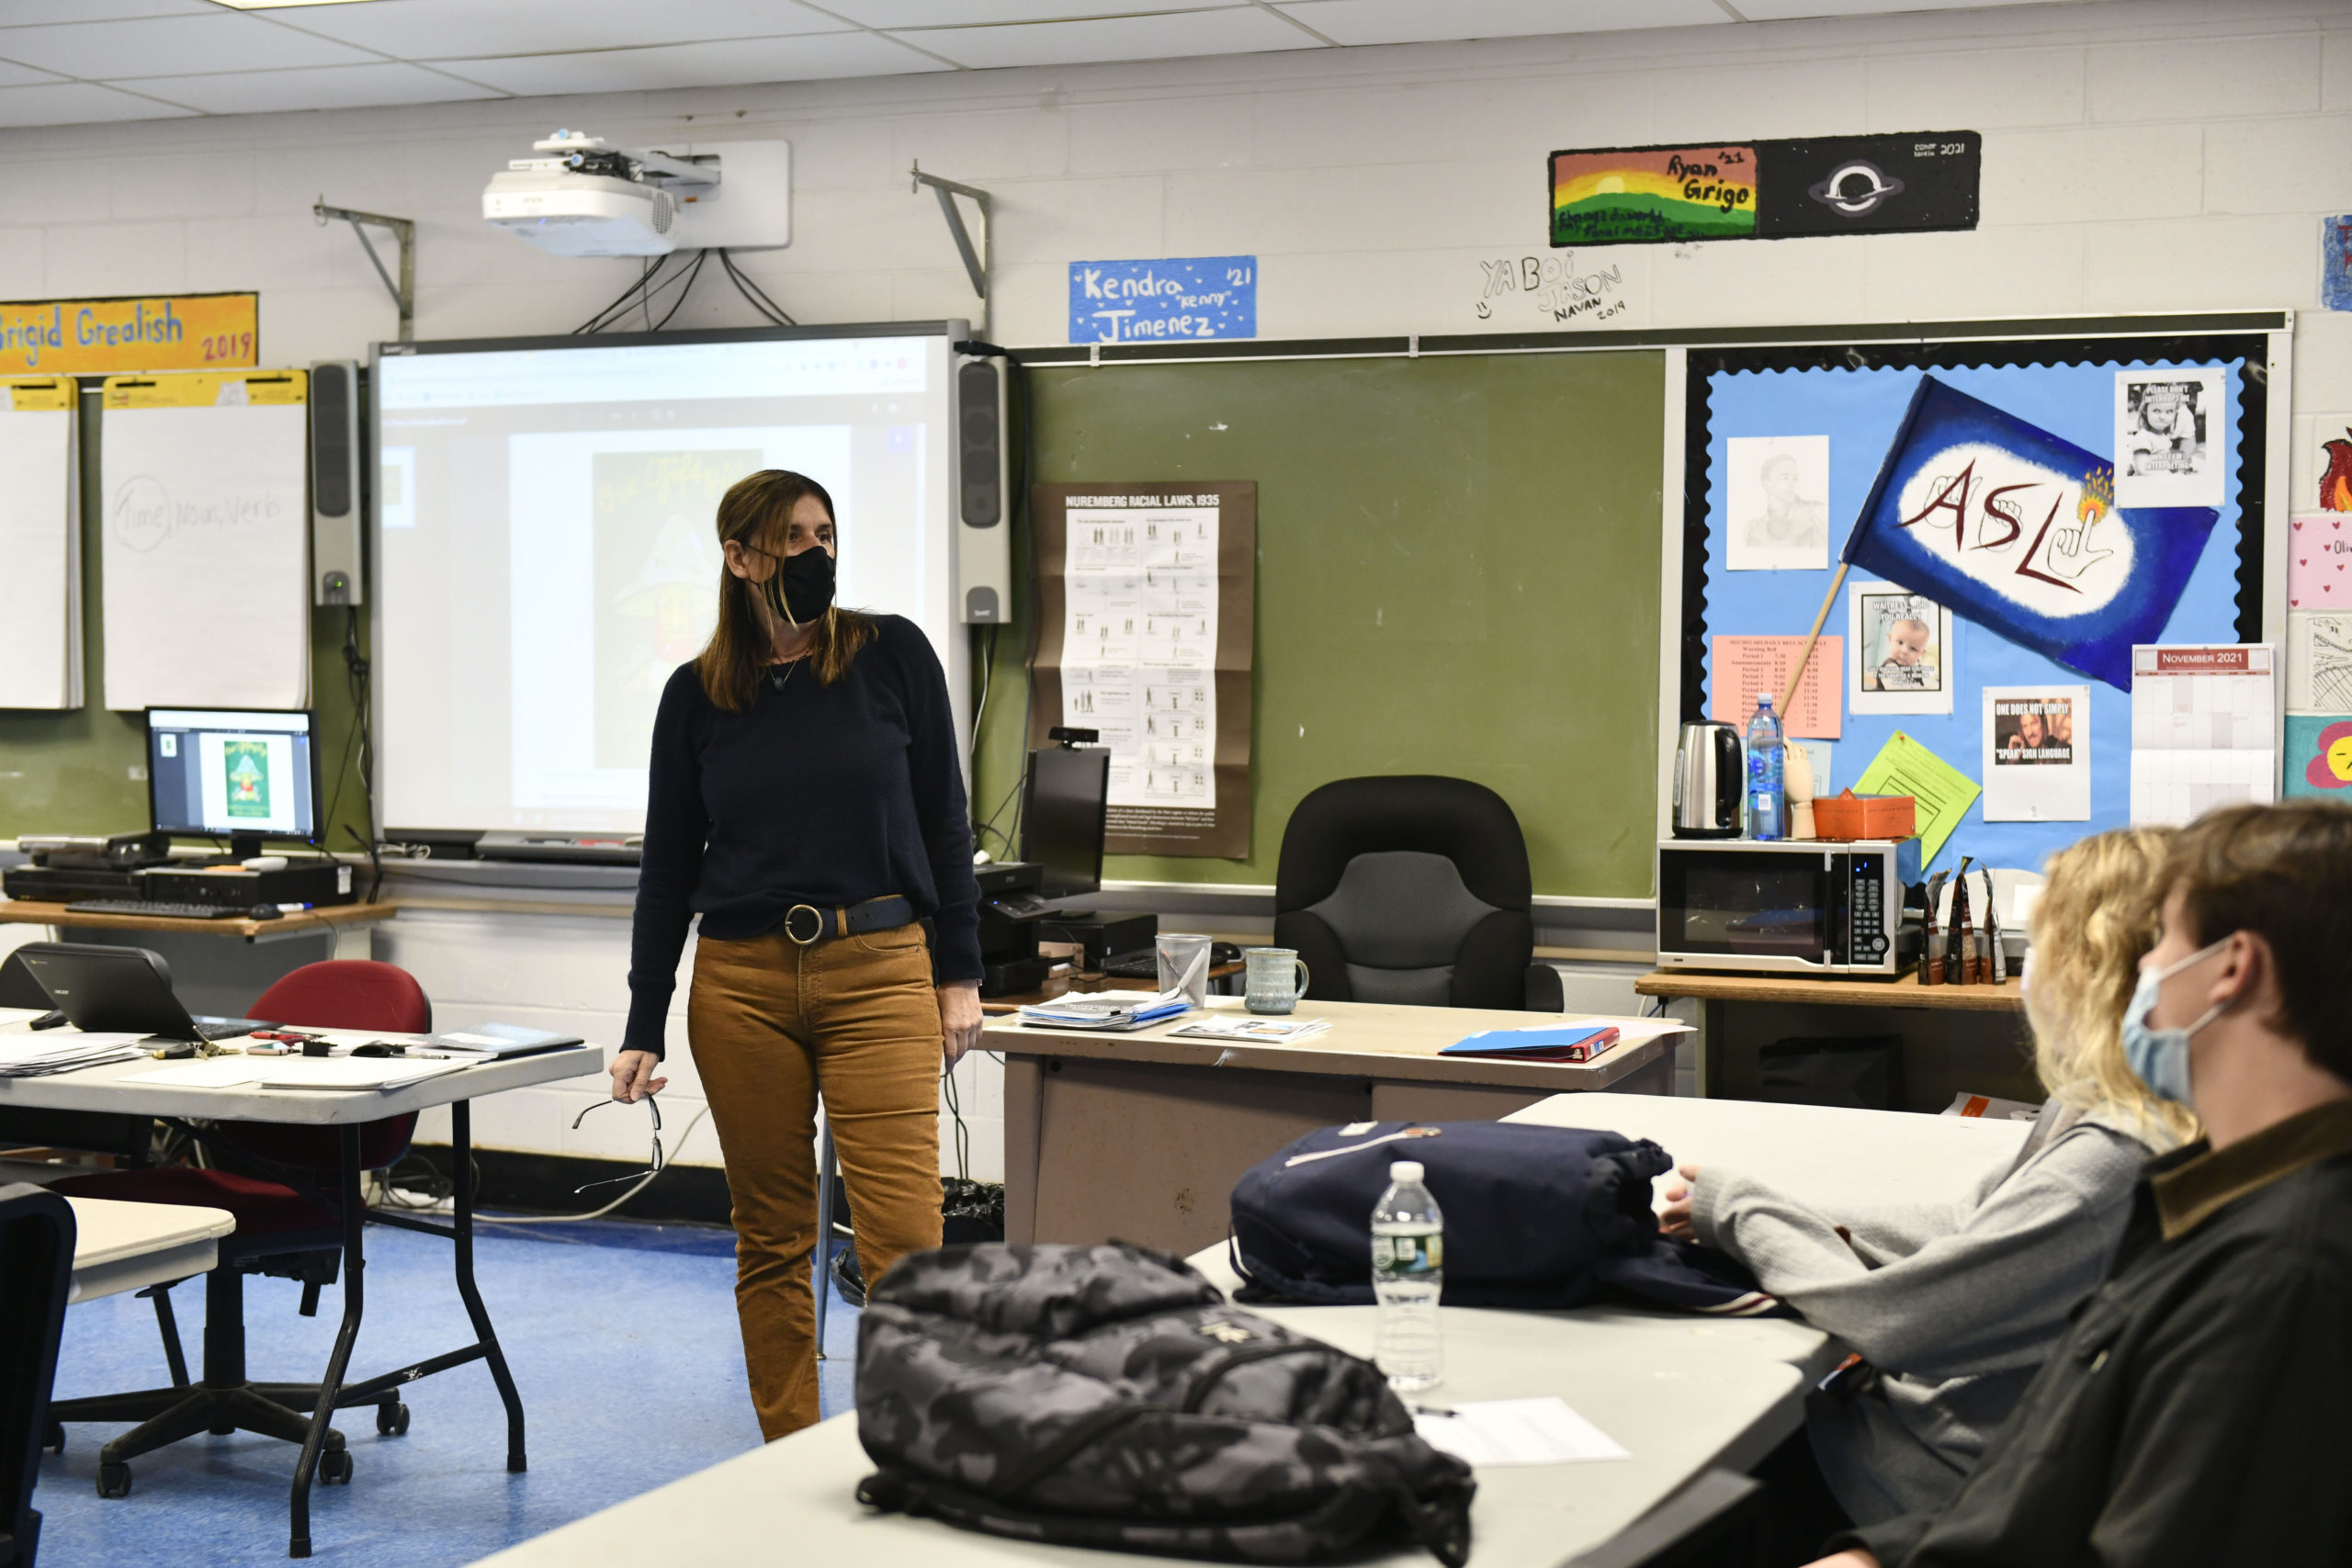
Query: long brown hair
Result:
<box><xmin>694</xmin><ymin>468</ymin><xmax>875</xmax><ymax>713</ymax></box>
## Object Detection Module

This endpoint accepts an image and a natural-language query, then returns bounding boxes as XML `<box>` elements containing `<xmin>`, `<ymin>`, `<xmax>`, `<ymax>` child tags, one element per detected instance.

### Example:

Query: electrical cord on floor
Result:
<box><xmin>364</xmin><ymin>1104</ymin><xmax>714</xmax><ymax>1227</ymax></box>
<box><xmin>472</xmin><ymin>1103</ymin><xmax>713</xmax><ymax>1228</ymax></box>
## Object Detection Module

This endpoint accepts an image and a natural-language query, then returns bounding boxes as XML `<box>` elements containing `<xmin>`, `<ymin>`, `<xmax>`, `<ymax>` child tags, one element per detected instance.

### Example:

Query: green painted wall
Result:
<box><xmin>6</xmin><ymin>352</ymin><xmax>1666</xmax><ymax>899</ymax></box>
<box><xmin>969</xmin><ymin>350</ymin><xmax>1668</xmax><ymax>900</ymax></box>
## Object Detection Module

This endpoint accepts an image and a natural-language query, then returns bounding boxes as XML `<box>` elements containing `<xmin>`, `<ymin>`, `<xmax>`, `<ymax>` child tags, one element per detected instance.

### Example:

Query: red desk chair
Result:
<box><xmin>48</xmin><ymin>961</ymin><xmax>429</xmax><ymax>1501</ymax></box>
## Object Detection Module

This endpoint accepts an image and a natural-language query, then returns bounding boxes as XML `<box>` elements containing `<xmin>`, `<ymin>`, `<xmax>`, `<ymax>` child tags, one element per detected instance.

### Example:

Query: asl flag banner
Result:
<box><xmin>1841</xmin><ymin>375</ymin><xmax>2221</xmax><ymax>690</ymax></box>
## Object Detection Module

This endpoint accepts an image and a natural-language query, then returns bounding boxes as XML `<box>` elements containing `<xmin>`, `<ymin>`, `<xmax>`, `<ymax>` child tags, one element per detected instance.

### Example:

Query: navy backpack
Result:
<box><xmin>1228</xmin><ymin>1121</ymin><xmax>1778</xmax><ymax>1315</ymax></box>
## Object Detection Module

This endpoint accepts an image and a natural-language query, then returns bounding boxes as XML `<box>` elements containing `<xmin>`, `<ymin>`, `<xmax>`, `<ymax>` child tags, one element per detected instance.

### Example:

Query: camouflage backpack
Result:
<box><xmin>855</xmin><ymin>1242</ymin><xmax>1475</xmax><ymax>1565</ymax></box>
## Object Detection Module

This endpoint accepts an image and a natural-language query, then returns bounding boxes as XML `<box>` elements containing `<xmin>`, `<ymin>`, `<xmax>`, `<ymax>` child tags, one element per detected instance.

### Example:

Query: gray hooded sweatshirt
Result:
<box><xmin>1689</xmin><ymin>1104</ymin><xmax>2155</xmax><ymax>1525</ymax></box>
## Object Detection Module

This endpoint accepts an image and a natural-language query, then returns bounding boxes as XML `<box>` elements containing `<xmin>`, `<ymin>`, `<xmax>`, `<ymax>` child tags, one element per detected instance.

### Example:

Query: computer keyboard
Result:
<box><xmin>63</xmin><ymin>899</ymin><xmax>245</xmax><ymax>920</ymax></box>
<box><xmin>1098</xmin><ymin>949</ymin><xmax>1162</xmax><ymax>979</ymax></box>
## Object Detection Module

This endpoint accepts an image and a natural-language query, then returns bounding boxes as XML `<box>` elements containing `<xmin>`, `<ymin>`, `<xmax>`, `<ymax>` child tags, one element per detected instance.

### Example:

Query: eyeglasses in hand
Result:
<box><xmin>571</xmin><ymin>1095</ymin><xmax>663</xmax><ymax>1193</ymax></box>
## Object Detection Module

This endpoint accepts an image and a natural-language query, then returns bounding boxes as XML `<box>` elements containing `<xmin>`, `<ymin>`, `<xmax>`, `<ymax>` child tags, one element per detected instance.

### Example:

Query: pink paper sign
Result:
<box><xmin>1711</xmin><ymin>635</ymin><xmax>1843</xmax><ymax>739</ymax></box>
<box><xmin>2290</xmin><ymin>513</ymin><xmax>2352</xmax><ymax>609</ymax></box>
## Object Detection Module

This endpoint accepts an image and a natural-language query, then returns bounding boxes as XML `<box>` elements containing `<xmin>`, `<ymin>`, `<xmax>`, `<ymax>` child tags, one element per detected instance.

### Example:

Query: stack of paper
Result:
<box><xmin>1166</xmin><ymin>1014</ymin><xmax>1331</xmax><ymax>1042</ymax></box>
<box><xmin>0</xmin><ymin>1033</ymin><xmax>151</xmax><ymax>1078</ymax></box>
<box><xmin>1017</xmin><ymin>988</ymin><xmax>1192</xmax><ymax>1032</ymax></box>
<box><xmin>428</xmin><ymin>1023</ymin><xmax>583</xmax><ymax>1060</ymax></box>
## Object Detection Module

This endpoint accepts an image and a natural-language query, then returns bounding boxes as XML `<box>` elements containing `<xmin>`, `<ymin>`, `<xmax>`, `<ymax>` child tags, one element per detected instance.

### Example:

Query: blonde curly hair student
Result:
<box><xmin>1661</xmin><ymin>827</ymin><xmax>2195</xmax><ymax>1535</ymax></box>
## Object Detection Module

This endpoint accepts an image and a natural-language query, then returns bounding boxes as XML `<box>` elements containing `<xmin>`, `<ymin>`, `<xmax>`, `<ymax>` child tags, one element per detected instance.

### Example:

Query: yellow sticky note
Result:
<box><xmin>1852</xmin><ymin>731</ymin><xmax>1981</xmax><ymax>866</ymax></box>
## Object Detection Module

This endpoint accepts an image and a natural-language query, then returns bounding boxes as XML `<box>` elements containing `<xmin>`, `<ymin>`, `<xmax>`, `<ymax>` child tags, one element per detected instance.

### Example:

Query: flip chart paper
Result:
<box><xmin>1710</xmin><ymin>635</ymin><xmax>1842</xmax><ymax>739</ymax></box>
<box><xmin>101</xmin><ymin>376</ymin><xmax>308</xmax><ymax>710</ymax></box>
<box><xmin>0</xmin><ymin>387</ymin><xmax>77</xmax><ymax>708</ymax></box>
<box><xmin>1852</xmin><ymin>731</ymin><xmax>1980</xmax><ymax>865</ymax></box>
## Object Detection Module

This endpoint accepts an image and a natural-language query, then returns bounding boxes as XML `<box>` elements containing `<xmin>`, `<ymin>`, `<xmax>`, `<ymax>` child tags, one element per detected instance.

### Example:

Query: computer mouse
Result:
<box><xmin>248</xmin><ymin>903</ymin><xmax>283</xmax><ymax>921</ymax></box>
<box><xmin>352</xmin><ymin>1043</ymin><xmax>406</xmax><ymax>1058</ymax></box>
<box><xmin>28</xmin><ymin>1010</ymin><xmax>66</xmax><ymax>1031</ymax></box>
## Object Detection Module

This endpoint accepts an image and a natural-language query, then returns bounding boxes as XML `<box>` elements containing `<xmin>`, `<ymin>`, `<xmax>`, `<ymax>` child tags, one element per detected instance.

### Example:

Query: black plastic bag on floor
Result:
<box><xmin>855</xmin><ymin>1241</ymin><xmax>1475</xmax><ymax>1565</ymax></box>
<box><xmin>832</xmin><ymin>1179</ymin><xmax>1008</xmax><ymax>1306</ymax></box>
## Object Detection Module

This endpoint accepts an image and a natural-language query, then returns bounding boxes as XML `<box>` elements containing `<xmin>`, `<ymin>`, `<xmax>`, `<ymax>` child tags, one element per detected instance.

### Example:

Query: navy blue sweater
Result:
<box><xmin>623</xmin><ymin>615</ymin><xmax>982</xmax><ymax>1058</ymax></box>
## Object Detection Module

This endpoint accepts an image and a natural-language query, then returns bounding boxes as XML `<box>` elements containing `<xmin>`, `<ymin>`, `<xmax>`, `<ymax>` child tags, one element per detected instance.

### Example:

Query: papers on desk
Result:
<box><xmin>1017</xmin><ymin>988</ymin><xmax>1192</xmax><ymax>1032</ymax></box>
<box><xmin>1165</xmin><ymin>1014</ymin><xmax>1331</xmax><ymax>1042</ymax></box>
<box><xmin>0</xmin><ymin>1033</ymin><xmax>152</xmax><ymax>1077</ymax></box>
<box><xmin>130</xmin><ymin>1055</ymin><xmax>466</xmax><ymax>1090</ymax></box>
<box><xmin>1411</xmin><ymin>1398</ymin><xmax>1629</xmax><ymax>1468</ymax></box>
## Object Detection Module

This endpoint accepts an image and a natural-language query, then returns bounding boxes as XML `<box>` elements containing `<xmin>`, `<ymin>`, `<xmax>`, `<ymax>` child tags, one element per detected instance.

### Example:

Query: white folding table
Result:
<box><xmin>0</xmin><ymin>1041</ymin><xmax>602</xmax><ymax>1557</ymax></box>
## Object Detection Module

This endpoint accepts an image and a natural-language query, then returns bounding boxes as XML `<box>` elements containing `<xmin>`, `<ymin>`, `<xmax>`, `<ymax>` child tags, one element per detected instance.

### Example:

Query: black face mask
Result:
<box><xmin>757</xmin><ymin>546</ymin><xmax>835</xmax><ymax>627</ymax></box>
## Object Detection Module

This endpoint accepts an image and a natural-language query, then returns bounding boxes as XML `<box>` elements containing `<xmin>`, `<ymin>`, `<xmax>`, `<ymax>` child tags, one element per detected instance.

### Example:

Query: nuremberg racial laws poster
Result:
<box><xmin>1031</xmin><ymin>483</ymin><xmax>1255</xmax><ymax>857</ymax></box>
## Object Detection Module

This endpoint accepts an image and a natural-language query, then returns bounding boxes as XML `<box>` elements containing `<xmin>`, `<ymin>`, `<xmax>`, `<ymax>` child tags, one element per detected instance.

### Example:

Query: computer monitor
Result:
<box><xmin>1021</xmin><ymin>745</ymin><xmax>1111</xmax><ymax>900</ymax></box>
<box><xmin>145</xmin><ymin>707</ymin><xmax>322</xmax><ymax>861</ymax></box>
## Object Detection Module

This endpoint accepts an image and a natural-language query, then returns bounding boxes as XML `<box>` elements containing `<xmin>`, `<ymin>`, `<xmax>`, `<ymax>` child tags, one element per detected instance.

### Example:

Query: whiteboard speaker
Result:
<box><xmin>311</xmin><ymin>358</ymin><xmax>362</xmax><ymax>605</ymax></box>
<box><xmin>956</xmin><ymin>355</ymin><xmax>1011</xmax><ymax>624</ymax></box>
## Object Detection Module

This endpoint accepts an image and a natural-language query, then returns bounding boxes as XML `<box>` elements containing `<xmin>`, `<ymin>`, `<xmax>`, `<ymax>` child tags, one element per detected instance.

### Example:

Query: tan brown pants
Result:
<box><xmin>686</xmin><ymin>922</ymin><xmax>944</xmax><ymax>1440</ymax></box>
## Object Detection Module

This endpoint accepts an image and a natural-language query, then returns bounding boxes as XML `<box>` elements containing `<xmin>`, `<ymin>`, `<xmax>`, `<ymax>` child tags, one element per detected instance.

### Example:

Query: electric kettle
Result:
<box><xmin>1672</xmin><ymin>722</ymin><xmax>1743</xmax><ymax>839</ymax></box>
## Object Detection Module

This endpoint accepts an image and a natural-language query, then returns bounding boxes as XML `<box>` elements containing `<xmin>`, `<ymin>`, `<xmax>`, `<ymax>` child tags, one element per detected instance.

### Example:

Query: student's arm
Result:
<box><xmin>1690</xmin><ymin>1127</ymin><xmax>2143</xmax><ymax>1380</ymax></box>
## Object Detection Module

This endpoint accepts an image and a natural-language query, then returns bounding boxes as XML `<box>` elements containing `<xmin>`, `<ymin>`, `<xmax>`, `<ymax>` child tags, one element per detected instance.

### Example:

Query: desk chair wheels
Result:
<box><xmin>318</xmin><ymin>1449</ymin><xmax>353</xmax><ymax>1485</ymax></box>
<box><xmin>375</xmin><ymin>1401</ymin><xmax>409</xmax><ymax>1437</ymax></box>
<box><xmin>97</xmin><ymin>1462</ymin><xmax>131</xmax><ymax>1499</ymax></box>
<box><xmin>44</xmin><ymin>1419</ymin><xmax>64</xmax><ymax>1454</ymax></box>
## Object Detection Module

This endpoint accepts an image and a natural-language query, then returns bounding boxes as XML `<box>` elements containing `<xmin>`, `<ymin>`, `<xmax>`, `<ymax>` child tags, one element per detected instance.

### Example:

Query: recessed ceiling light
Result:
<box><xmin>208</xmin><ymin>0</ymin><xmax>384</xmax><ymax>9</ymax></box>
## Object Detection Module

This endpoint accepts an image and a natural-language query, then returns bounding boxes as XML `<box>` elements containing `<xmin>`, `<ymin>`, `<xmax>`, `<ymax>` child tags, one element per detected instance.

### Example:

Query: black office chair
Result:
<box><xmin>1273</xmin><ymin>775</ymin><xmax>1552</xmax><ymax>1010</ymax></box>
<box><xmin>1564</xmin><ymin>1469</ymin><xmax>1766</xmax><ymax>1568</ymax></box>
<box><xmin>0</xmin><ymin>1183</ymin><xmax>76</xmax><ymax>1568</ymax></box>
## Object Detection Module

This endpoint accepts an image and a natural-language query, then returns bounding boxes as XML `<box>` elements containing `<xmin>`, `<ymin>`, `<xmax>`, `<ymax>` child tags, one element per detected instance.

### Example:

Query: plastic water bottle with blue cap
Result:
<box><xmin>1371</xmin><ymin>1159</ymin><xmax>1443</xmax><ymax>1391</ymax></box>
<box><xmin>1747</xmin><ymin>694</ymin><xmax>1785</xmax><ymax>841</ymax></box>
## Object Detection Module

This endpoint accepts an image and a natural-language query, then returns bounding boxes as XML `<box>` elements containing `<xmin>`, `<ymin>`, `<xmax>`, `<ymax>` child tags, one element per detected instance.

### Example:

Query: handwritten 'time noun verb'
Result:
<box><xmin>111</xmin><ymin>475</ymin><xmax>281</xmax><ymax>554</ymax></box>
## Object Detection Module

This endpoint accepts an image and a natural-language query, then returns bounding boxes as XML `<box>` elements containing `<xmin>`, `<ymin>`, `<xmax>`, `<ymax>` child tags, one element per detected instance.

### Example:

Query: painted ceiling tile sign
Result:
<box><xmin>0</xmin><ymin>292</ymin><xmax>258</xmax><ymax>375</ymax></box>
<box><xmin>1069</xmin><ymin>256</ymin><xmax>1255</xmax><ymax>344</ymax></box>
<box><xmin>1549</xmin><ymin>134</ymin><xmax>1980</xmax><ymax>247</ymax></box>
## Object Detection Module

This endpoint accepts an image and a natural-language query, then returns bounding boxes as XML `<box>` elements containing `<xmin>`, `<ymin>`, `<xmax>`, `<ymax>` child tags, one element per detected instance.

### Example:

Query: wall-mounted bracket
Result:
<box><xmin>313</xmin><ymin>197</ymin><xmax>416</xmax><ymax>343</ymax></box>
<box><xmin>910</xmin><ymin>161</ymin><xmax>992</xmax><ymax>337</ymax></box>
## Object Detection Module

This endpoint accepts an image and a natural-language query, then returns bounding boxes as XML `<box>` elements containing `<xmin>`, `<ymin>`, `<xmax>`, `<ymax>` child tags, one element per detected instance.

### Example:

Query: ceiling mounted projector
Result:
<box><xmin>484</xmin><ymin>130</ymin><xmax>792</xmax><ymax>259</ymax></box>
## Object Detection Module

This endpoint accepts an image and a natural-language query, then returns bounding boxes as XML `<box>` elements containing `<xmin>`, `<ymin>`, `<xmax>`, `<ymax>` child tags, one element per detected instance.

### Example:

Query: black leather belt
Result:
<box><xmin>781</xmin><ymin>895</ymin><xmax>916</xmax><ymax>947</ymax></box>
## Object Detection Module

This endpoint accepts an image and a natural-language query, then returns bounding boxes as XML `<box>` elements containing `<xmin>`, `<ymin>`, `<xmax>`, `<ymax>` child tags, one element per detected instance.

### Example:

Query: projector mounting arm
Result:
<box><xmin>910</xmin><ymin>161</ymin><xmax>992</xmax><ymax>337</ymax></box>
<box><xmin>313</xmin><ymin>197</ymin><xmax>415</xmax><ymax>343</ymax></box>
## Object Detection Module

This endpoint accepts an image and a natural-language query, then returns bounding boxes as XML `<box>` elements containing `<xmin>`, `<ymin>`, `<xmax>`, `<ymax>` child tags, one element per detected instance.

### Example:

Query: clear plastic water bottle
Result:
<box><xmin>1371</xmin><ymin>1158</ymin><xmax>1444</xmax><ymax>1392</ymax></box>
<box><xmin>1747</xmin><ymin>694</ymin><xmax>1785</xmax><ymax>842</ymax></box>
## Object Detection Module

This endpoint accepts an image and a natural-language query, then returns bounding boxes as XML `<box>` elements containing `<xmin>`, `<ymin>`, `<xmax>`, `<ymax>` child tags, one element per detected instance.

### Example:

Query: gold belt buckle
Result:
<box><xmin>784</xmin><ymin>904</ymin><xmax>828</xmax><ymax>945</ymax></box>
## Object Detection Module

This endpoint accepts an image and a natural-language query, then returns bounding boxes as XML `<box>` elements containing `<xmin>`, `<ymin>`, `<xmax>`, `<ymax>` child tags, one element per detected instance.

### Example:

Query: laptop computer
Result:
<box><xmin>12</xmin><ymin>943</ymin><xmax>271</xmax><ymax>1043</ymax></box>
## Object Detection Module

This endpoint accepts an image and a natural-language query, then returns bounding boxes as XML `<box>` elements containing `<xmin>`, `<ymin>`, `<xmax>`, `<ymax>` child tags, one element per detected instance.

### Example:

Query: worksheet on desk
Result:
<box><xmin>1061</xmin><ymin>502</ymin><xmax>1220</xmax><ymax>812</ymax></box>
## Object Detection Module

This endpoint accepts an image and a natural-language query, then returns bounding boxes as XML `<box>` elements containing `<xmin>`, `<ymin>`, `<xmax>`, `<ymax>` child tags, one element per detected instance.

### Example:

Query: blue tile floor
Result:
<box><xmin>33</xmin><ymin>1216</ymin><xmax>860</xmax><ymax>1567</ymax></box>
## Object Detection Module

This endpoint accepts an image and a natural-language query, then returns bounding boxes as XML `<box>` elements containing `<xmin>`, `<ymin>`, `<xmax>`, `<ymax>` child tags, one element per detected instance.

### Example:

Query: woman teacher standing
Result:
<box><xmin>610</xmin><ymin>468</ymin><xmax>984</xmax><ymax>1440</ymax></box>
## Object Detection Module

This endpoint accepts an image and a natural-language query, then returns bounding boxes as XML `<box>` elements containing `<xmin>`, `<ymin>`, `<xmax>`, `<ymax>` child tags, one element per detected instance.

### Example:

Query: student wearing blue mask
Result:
<box><xmin>1662</xmin><ymin>828</ymin><xmax>2190</xmax><ymax>1537</ymax></box>
<box><xmin>1808</xmin><ymin>798</ymin><xmax>2352</xmax><ymax>1568</ymax></box>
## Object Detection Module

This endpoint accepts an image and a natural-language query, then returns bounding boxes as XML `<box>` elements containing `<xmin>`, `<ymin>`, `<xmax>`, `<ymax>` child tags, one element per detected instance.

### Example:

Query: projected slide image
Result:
<box><xmin>593</xmin><ymin>450</ymin><xmax>752</xmax><ymax>768</ymax></box>
<box><xmin>198</xmin><ymin>731</ymin><xmax>298</xmax><ymax>833</ymax></box>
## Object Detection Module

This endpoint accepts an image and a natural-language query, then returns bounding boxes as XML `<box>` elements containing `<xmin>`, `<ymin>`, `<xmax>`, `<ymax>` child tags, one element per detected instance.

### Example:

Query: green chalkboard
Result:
<box><xmin>969</xmin><ymin>350</ymin><xmax>1667</xmax><ymax>900</ymax></box>
<box><xmin>0</xmin><ymin>390</ymin><xmax>373</xmax><ymax>853</ymax></box>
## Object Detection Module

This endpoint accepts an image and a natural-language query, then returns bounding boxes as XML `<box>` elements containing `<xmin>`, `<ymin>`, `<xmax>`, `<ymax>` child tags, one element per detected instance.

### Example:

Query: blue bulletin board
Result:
<box><xmin>1681</xmin><ymin>334</ymin><xmax>2268</xmax><ymax>874</ymax></box>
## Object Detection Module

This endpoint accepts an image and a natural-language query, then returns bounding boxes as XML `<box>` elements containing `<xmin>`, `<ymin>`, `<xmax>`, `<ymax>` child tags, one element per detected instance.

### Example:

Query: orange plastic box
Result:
<box><xmin>1811</xmin><ymin>790</ymin><xmax>1917</xmax><ymax>841</ymax></box>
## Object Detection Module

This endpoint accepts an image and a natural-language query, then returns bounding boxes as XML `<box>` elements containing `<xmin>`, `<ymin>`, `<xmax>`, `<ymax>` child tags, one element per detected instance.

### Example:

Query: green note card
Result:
<box><xmin>1852</xmin><ymin>731</ymin><xmax>1980</xmax><ymax>867</ymax></box>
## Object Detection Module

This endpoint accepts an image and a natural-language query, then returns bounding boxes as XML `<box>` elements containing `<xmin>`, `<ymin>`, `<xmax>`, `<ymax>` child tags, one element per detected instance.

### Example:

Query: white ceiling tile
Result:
<box><xmin>2</xmin><ymin>13</ymin><xmax>381</xmax><ymax>80</ymax></box>
<box><xmin>122</xmin><ymin>61</ymin><xmax>501</xmax><ymax>114</ymax></box>
<box><xmin>902</xmin><ymin>6</ymin><xmax>1324</xmax><ymax>70</ymax></box>
<box><xmin>1276</xmin><ymin>0</ymin><xmax>1730</xmax><ymax>46</ymax></box>
<box><xmin>0</xmin><ymin>80</ymin><xmax>195</xmax><ymax>126</ymax></box>
<box><xmin>0</xmin><ymin>60</ymin><xmax>66</xmax><ymax>86</ymax></box>
<box><xmin>267</xmin><ymin>0</ymin><xmax>854</xmax><ymax>57</ymax></box>
<box><xmin>823</xmin><ymin>0</ymin><xmax>1232</xmax><ymax>24</ymax></box>
<box><xmin>448</xmin><ymin>32</ymin><xmax>949</xmax><ymax>96</ymax></box>
<box><xmin>1734</xmin><ymin>0</ymin><xmax>2085</xmax><ymax>15</ymax></box>
<box><xmin>0</xmin><ymin>1</ymin><xmax>217</xmax><ymax>24</ymax></box>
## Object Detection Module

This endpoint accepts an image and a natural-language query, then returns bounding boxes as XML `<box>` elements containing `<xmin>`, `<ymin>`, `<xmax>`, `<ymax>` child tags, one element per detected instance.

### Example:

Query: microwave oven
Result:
<box><xmin>1656</xmin><ymin>838</ymin><xmax>1922</xmax><ymax>976</ymax></box>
